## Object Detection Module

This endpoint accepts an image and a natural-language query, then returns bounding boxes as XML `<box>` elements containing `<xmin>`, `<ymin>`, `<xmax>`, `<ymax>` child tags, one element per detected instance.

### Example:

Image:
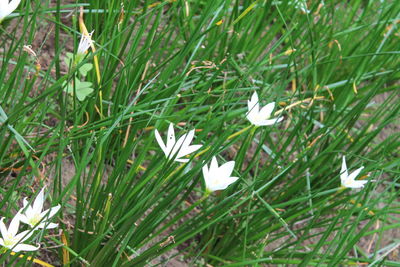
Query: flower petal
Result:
<box><xmin>218</xmin><ymin>161</ymin><xmax>235</xmax><ymax>179</ymax></box>
<box><xmin>0</xmin><ymin>0</ymin><xmax>21</xmax><ymax>20</ymax></box>
<box><xmin>246</xmin><ymin>112</ymin><xmax>258</xmax><ymax>126</ymax></box>
<box><xmin>259</xmin><ymin>102</ymin><xmax>275</xmax><ymax>119</ymax></box>
<box><xmin>12</xmin><ymin>244</ymin><xmax>39</xmax><ymax>252</ymax></box>
<box><xmin>22</xmin><ymin>198</ymin><xmax>29</xmax><ymax>209</ymax></box>
<box><xmin>247</xmin><ymin>92</ymin><xmax>260</xmax><ymax>118</ymax></box>
<box><xmin>247</xmin><ymin>99</ymin><xmax>259</xmax><ymax>114</ymax></box>
<box><xmin>39</xmin><ymin>205</ymin><xmax>61</xmax><ymax>225</ymax></box>
<box><xmin>347</xmin><ymin>166</ymin><xmax>364</xmax><ymax>181</ymax></box>
<box><xmin>32</xmin><ymin>187</ymin><xmax>45</xmax><ymax>215</ymax></box>
<box><xmin>210</xmin><ymin>156</ymin><xmax>219</xmax><ymax>171</ymax></box>
<box><xmin>247</xmin><ymin>93</ymin><xmax>260</xmax><ymax>118</ymax></box>
<box><xmin>170</xmin><ymin>133</ymin><xmax>186</xmax><ymax>159</ymax></box>
<box><xmin>9</xmin><ymin>214</ymin><xmax>20</xmax><ymax>237</ymax></box>
<box><xmin>37</xmin><ymin>222</ymin><xmax>58</xmax><ymax>229</ymax></box>
<box><xmin>202</xmin><ymin>164</ymin><xmax>210</xmax><ymax>185</ymax></box>
<box><xmin>177</xmin><ymin>144</ymin><xmax>202</xmax><ymax>159</ymax></box>
<box><xmin>14</xmin><ymin>230</ymin><xmax>33</xmax><ymax>242</ymax></box>
<box><xmin>155</xmin><ymin>129</ymin><xmax>168</xmax><ymax>156</ymax></box>
<box><xmin>17</xmin><ymin>215</ymin><xmax>30</xmax><ymax>226</ymax></box>
<box><xmin>176</xmin><ymin>129</ymin><xmax>200</xmax><ymax>158</ymax></box>
<box><xmin>257</xmin><ymin>117</ymin><xmax>283</xmax><ymax>126</ymax></box>
<box><xmin>42</xmin><ymin>205</ymin><xmax>61</xmax><ymax>220</ymax></box>
<box><xmin>248</xmin><ymin>92</ymin><xmax>259</xmax><ymax>110</ymax></box>
<box><xmin>77</xmin><ymin>31</ymin><xmax>94</xmax><ymax>56</ymax></box>
<box><xmin>0</xmin><ymin>218</ymin><xmax>8</xmax><ymax>239</ymax></box>
<box><xmin>207</xmin><ymin>176</ymin><xmax>239</xmax><ymax>191</ymax></box>
<box><xmin>347</xmin><ymin>180</ymin><xmax>368</xmax><ymax>189</ymax></box>
<box><xmin>165</xmin><ymin>123</ymin><xmax>176</xmax><ymax>154</ymax></box>
<box><xmin>340</xmin><ymin>156</ymin><xmax>348</xmax><ymax>182</ymax></box>
<box><xmin>8</xmin><ymin>0</ymin><xmax>22</xmax><ymax>14</ymax></box>
<box><xmin>175</xmin><ymin>157</ymin><xmax>189</xmax><ymax>163</ymax></box>
<box><xmin>180</xmin><ymin>129</ymin><xmax>195</xmax><ymax>150</ymax></box>
<box><xmin>26</xmin><ymin>205</ymin><xmax>35</xmax><ymax>218</ymax></box>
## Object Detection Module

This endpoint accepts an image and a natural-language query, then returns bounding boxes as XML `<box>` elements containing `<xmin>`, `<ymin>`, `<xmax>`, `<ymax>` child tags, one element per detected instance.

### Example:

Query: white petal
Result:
<box><xmin>207</xmin><ymin>176</ymin><xmax>239</xmax><ymax>192</ymax></box>
<box><xmin>218</xmin><ymin>161</ymin><xmax>235</xmax><ymax>179</ymax></box>
<box><xmin>0</xmin><ymin>0</ymin><xmax>21</xmax><ymax>20</ymax></box>
<box><xmin>175</xmin><ymin>157</ymin><xmax>189</xmax><ymax>163</ymax></box>
<box><xmin>46</xmin><ymin>205</ymin><xmax>61</xmax><ymax>219</ymax></box>
<box><xmin>345</xmin><ymin>180</ymin><xmax>368</xmax><ymax>189</ymax></box>
<box><xmin>247</xmin><ymin>99</ymin><xmax>259</xmax><ymax>115</ymax></box>
<box><xmin>180</xmin><ymin>129</ymin><xmax>195</xmax><ymax>150</ymax></box>
<box><xmin>177</xmin><ymin>144</ymin><xmax>202</xmax><ymax>159</ymax></box>
<box><xmin>170</xmin><ymin>134</ymin><xmax>186</xmax><ymax>159</ymax></box>
<box><xmin>202</xmin><ymin>164</ymin><xmax>210</xmax><ymax>185</ymax></box>
<box><xmin>14</xmin><ymin>230</ymin><xmax>33</xmax><ymax>242</ymax></box>
<box><xmin>39</xmin><ymin>205</ymin><xmax>60</xmax><ymax>222</ymax></box>
<box><xmin>17</xmin><ymin>215</ymin><xmax>30</xmax><ymax>226</ymax></box>
<box><xmin>32</xmin><ymin>187</ymin><xmax>46</xmax><ymax>214</ymax></box>
<box><xmin>259</xmin><ymin>102</ymin><xmax>275</xmax><ymax>119</ymax></box>
<box><xmin>249</xmin><ymin>92</ymin><xmax>259</xmax><ymax>109</ymax></box>
<box><xmin>210</xmin><ymin>157</ymin><xmax>219</xmax><ymax>172</ymax></box>
<box><xmin>0</xmin><ymin>218</ymin><xmax>8</xmax><ymax>238</ymax></box>
<box><xmin>9</xmin><ymin>215</ymin><xmax>20</xmax><ymax>237</ymax></box>
<box><xmin>340</xmin><ymin>156</ymin><xmax>348</xmax><ymax>182</ymax></box>
<box><xmin>155</xmin><ymin>129</ymin><xmax>168</xmax><ymax>156</ymax></box>
<box><xmin>176</xmin><ymin>129</ymin><xmax>202</xmax><ymax>159</ymax></box>
<box><xmin>38</xmin><ymin>222</ymin><xmax>58</xmax><ymax>229</ymax></box>
<box><xmin>246</xmin><ymin>113</ymin><xmax>259</xmax><ymax>126</ymax></box>
<box><xmin>257</xmin><ymin>117</ymin><xmax>283</xmax><ymax>126</ymax></box>
<box><xmin>247</xmin><ymin>92</ymin><xmax>260</xmax><ymax>116</ymax></box>
<box><xmin>8</xmin><ymin>0</ymin><xmax>22</xmax><ymax>14</ymax></box>
<box><xmin>166</xmin><ymin>123</ymin><xmax>176</xmax><ymax>154</ymax></box>
<box><xmin>0</xmin><ymin>8</ymin><xmax>7</xmax><ymax>21</ymax></box>
<box><xmin>347</xmin><ymin>166</ymin><xmax>364</xmax><ymax>181</ymax></box>
<box><xmin>22</xmin><ymin>198</ymin><xmax>29</xmax><ymax>209</ymax></box>
<box><xmin>25</xmin><ymin>205</ymin><xmax>35</xmax><ymax>218</ymax></box>
<box><xmin>16</xmin><ymin>206</ymin><xmax>25</xmax><ymax>217</ymax></box>
<box><xmin>12</xmin><ymin>244</ymin><xmax>39</xmax><ymax>252</ymax></box>
<box><xmin>247</xmin><ymin>93</ymin><xmax>259</xmax><ymax>113</ymax></box>
<box><xmin>77</xmin><ymin>32</ymin><xmax>94</xmax><ymax>55</ymax></box>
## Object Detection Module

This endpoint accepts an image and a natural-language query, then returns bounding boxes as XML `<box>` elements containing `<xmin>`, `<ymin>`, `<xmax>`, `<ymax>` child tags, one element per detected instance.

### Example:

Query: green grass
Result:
<box><xmin>0</xmin><ymin>0</ymin><xmax>399</xmax><ymax>266</ymax></box>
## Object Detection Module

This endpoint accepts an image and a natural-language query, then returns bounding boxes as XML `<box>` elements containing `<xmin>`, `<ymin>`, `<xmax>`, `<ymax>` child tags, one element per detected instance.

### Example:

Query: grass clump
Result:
<box><xmin>0</xmin><ymin>0</ymin><xmax>399</xmax><ymax>266</ymax></box>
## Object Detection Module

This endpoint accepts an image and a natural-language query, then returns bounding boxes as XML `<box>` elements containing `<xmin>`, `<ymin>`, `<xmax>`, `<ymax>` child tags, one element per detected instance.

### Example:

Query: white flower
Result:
<box><xmin>246</xmin><ymin>92</ymin><xmax>283</xmax><ymax>126</ymax></box>
<box><xmin>0</xmin><ymin>0</ymin><xmax>21</xmax><ymax>22</ymax></box>
<box><xmin>0</xmin><ymin>216</ymin><xmax>39</xmax><ymax>252</ymax></box>
<box><xmin>292</xmin><ymin>0</ymin><xmax>310</xmax><ymax>13</ymax></box>
<box><xmin>18</xmin><ymin>187</ymin><xmax>60</xmax><ymax>230</ymax></box>
<box><xmin>202</xmin><ymin>156</ymin><xmax>239</xmax><ymax>192</ymax></box>
<box><xmin>290</xmin><ymin>0</ymin><xmax>325</xmax><ymax>14</ymax></box>
<box><xmin>77</xmin><ymin>31</ymin><xmax>94</xmax><ymax>56</ymax></box>
<box><xmin>155</xmin><ymin>123</ymin><xmax>202</xmax><ymax>163</ymax></box>
<box><xmin>340</xmin><ymin>156</ymin><xmax>368</xmax><ymax>189</ymax></box>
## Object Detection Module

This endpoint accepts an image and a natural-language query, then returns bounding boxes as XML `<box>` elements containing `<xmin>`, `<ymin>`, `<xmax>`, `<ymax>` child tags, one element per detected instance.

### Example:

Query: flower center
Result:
<box><xmin>28</xmin><ymin>213</ymin><xmax>42</xmax><ymax>226</ymax></box>
<box><xmin>4</xmin><ymin>234</ymin><xmax>18</xmax><ymax>247</ymax></box>
<box><xmin>343</xmin><ymin>179</ymin><xmax>353</xmax><ymax>187</ymax></box>
<box><xmin>211</xmin><ymin>178</ymin><xmax>221</xmax><ymax>186</ymax></box>
<box><xmin>257</xmin><ymin>113</ymin><xmax>270</xmax><ymax>121</ymax></box>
